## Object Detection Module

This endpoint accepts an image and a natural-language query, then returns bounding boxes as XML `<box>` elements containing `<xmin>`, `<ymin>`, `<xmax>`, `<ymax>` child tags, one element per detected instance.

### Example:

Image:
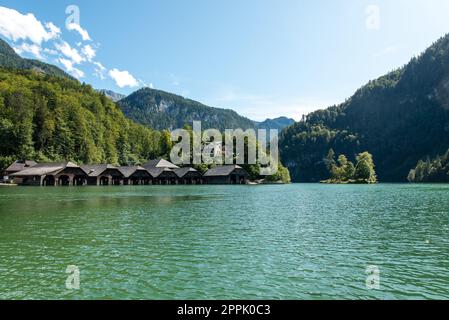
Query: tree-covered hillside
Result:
<box><xmin>280</xmin><ymin>34</ymin><xmax>449</xmax><ymax>182</ymax></box>
<box><xmin>0</xmin><ymin>39</ymin><xmax>289</xmax><ymax>181</ymax></box>
<box><xmin>0</xmin><ymin>68</ymin><xmax>165</xmax><ymax>168</ymax></box>
<box><xmin>118</xmin><ymin>87</ymin><xmax>255</xmax><ymax>131</ymax></box>
<box><xmin>407</xmin><ymin>149</ymin><xmax>449</xmax><ymax>182</ymax></box>
<box><xmin>0</xmin><ymin>38</ymin><xmax>73</xmax><ymax>80</ymax></box>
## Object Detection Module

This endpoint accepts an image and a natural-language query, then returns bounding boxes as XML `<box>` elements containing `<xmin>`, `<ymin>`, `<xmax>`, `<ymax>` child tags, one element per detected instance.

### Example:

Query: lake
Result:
<box><xmin>0</xmin><ymin>184</ymin><xmax>448</xmax><ymax>299</ymax></box>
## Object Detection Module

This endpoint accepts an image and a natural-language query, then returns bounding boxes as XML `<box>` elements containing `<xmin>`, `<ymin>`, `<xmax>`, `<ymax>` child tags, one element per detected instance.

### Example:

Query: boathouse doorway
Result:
<box><xmin>112</xmin><ymin>177</ymin><xmax>122</xmax><ymax>185</ymax></box>
<box><xmin>73</xmin><ymin>176</ymin><xmax>86</xmax><ymax>186</ymax></box>
<box><xmin>58</xmin><ymin>175</ymin><xmax>70</xmax><ymax>186</ymax></box>
<box><xmin>43</xmin><ymin>175</ymin><xmax>55</xmax><ymax>186</ymax></box>
<box><xmin>99</xmin><ymin>176</ymin><xmax>109</xmax><ymax>185</ymax></box>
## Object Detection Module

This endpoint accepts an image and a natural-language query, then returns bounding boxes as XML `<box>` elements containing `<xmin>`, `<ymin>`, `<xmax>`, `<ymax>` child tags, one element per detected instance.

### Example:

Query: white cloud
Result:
<box><xmin>374</xmin><ymin>45</ymin><xmax>400</xmax><ymax>57</ymax></box>
<box><xmin>58</xmin><ymin>58</ymin><xmax>85</xmax><ymax>79</ymax></box>
<box><xmin>81</xmin><ymin>44</ymin><xmax>96</xmax><ymax>61</ymax></box>
<box><xmin>0</xmin><ymin>6</ymin><xmax>113</xmax><ymax>84</ymax></box>
<box><xmin>13</xmin><ymin>43</ymin><xmax>43</xmax><ymax>59</ymax></box>
<box><xmin>44</xmin><ymin>48</ymin><xmax>58</xmax><ymax>55</ymax></box>
<box><xmin>0</xmin><ymin>6</ymin><xmax>138</xmax><ymax>87</ymax></box>
<box><xmin>138</xmin><ymin>79</ymin><xmax>151</xmax><ymax>87</ymax></box>
<box><xmin>55</xmin><ymin>41</ymin><xmax>84</xmax><ymax>64</ymax></box>
<box><xmin>66</xmin><ymin>23</ymin><xmax>91</xmax><ymax>41</ymax></box>
<box><xmin>0</xmin><ymin>6</ymin><xmax>60</xmax><ymax>44</ymax></box>
<box><xmin>93</xmin><ymin>61</ymin><xmax>105</xmax><ymax>70</ymax></box>
<box><xmin>93</xmin><ymin>61</ymin><xmax>106</xmax><ymax>79</ymax></box>
<box><xmin>109</xmin><ymin>68</ymin><xmax>139</xmax><ymax>88</ymax></box>
<box><xmin>58</xmin><ymin>58</ymin><xmax>72</xmax><ymax>70</ymax></box>
<box><xmin>139</xmin><ymin>81</ymin><xmax>153</xmax><ymax>89</ymax></box>
<box><xmin>45</xmin><ymin>22</ymin><xmax>61</xmax><ymax>39</ymax></box>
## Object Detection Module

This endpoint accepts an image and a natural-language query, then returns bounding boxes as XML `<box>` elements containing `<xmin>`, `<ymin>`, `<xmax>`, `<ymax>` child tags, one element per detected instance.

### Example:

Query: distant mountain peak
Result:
<box><xmin>255</xmin><ymin>117</ymin><xmax>295</xmax><ymax>131</ymax></box>
<box><xmin>98</xmin><ymin>89</ymin><xmax>126</xmax><ymax>102</ymax></box>
<box><xmin>118</xmin><ymin>87</ymin><xmax>255</xmax><ymax>130</ymax></box>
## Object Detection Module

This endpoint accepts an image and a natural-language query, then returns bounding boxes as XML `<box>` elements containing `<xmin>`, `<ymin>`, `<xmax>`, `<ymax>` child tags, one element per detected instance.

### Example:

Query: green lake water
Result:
<box><xmin>0</xmin><ymin>184</ymin><xmax>448</xmax><ymax>299</ymax></box>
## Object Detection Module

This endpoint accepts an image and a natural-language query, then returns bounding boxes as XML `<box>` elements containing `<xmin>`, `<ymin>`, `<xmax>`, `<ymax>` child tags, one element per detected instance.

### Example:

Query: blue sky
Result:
<box><xmin>1</xmin><ymin>0</ymin><xmax>449</xmax><ymax>120</ymax></box>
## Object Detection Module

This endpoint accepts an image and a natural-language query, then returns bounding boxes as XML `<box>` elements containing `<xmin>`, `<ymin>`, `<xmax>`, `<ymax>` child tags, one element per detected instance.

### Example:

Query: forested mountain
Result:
<box><xmin>0</xmin><ymin>38</ymin><xmax>73</xmax><ymax>79</ymax></box>
<box><xmin>0</xmin><ymin>67</ymin><xmax>167</xmax><ymax>169</ymax></box>
<box><xmin>255</xmin><ymin>117</ymin><xmax>295</xmax><ymax>131</ymax></box>
<box><xmin>118</xmin><ymin>87</ymin><xmax>255</xmax><ymax>130</ymax></box>
<box><xmin>280</xmin><ymin>34</ymin><xmax>449</xmax><ymax>182</ymax></box>
<box><xmin>98</xmin><ymin>89</ymin><xmax>126</xmax><ymax>102</ymax></box>
<box><xmin>0</xmin><ymin>65</ymin><xmax>289</xmax><ymax>181</ymax></box>
<box><xmin>0</xmin><ymin>39</ymin><xmax>290</xmax><ymax>181</ymax></box>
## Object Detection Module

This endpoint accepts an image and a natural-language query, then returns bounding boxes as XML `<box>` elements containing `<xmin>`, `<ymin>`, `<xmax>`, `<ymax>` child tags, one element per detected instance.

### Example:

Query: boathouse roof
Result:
<box><xmin>118</xmin><ymin>166</ymin><xmax>147</xmax><ymax>178</ymax></box>
<box><xmin>174</xmin><ymin>167</ymin><xmax>200</xmax><ymax>178</ymax></box>
<box><xmin>5</xmin><ymin>160</ymin><xmax>37</xmax><ymax>173</ymax></box>
<box><xmin>147</xmin><ymin>167</ymin><xmax>177</xmax><ymax>178</ymax></box>
<box><xmin>203</xmin><ymin>165</ymin><xmax>248</xmax><ymax>177</ymax></box>
<box><xmin>143</xmin><ymin>159</ymin><xmax>179</xmax><ymax>169</ymax></box>
<box><xmin>11</xmin><ymin>162</ymin><xmax>78</xmax><ymax>176</ymax></box>
<box><xmin>81</xmin><ymin>164</ymin><xmax>121</xmax><ymax>177</ymax></box>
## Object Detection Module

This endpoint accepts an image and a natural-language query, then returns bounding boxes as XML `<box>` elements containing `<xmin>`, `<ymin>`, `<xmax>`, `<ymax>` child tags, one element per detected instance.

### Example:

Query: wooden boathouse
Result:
<box><xmin>203</xmin><ymin>165</ymin><xmax>249</xmax><ymax>184</ymax></box>
<box><xmin>5</xmin><ymin>159</ymin><xmax>251</xmax><ymax>186</ymax></box>
<box><xmin>146</xmin><ymin>167</ymin><xmax>179</xmax><ymax>185</ymax></box>
<box><xmin>10</xmin><ymin>162</ymin><xmax>87</xmax><ymax>186</ymax></box>
<box><xmin>118</xmin><ymin>166</ymin><xmax>152</xmax><ymax>185</ymax></box>
<box><xmin>3</xmin><ymin>160</ymin><xmax>37</xmax><ymax>177</ymax></box>
<box><xmin>81</xmin><ymin>164</ymin><xmax>125</xmax><ymax>186</ymax></box>
<box><xmin>174</xmin><ymin>167</ymin><xmax>203</xmax><ymax>184</ymax></box>
<box><xmin>142</xmin><ymin>159</ymin><xmax>180</xmax><ymax>185</ymax></box>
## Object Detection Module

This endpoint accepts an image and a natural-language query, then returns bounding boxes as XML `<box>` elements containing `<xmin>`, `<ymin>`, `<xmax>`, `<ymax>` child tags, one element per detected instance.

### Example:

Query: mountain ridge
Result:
<box><xmin>98</xmin><ymin>89</ymin><xmax>126</xmax><ymax>102</ymax></box>
<box><xmin>118</xmin><ymin>87</ymin><xmax>256</xmax><ymax>130</ymax></box>
<box><xmin>280</xmin><ymin>34</ymin><xmax>449</xmax><ymax>182</ymax></box>
<box><xmin>0</xmin><ymin>38</ymin><xmax>74</xmax><ymax>80</ymax></box>
<box><xmin>254</xmin><ymin>117</ymin><xmax>295</xmax><ymax>131</ymax></box>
